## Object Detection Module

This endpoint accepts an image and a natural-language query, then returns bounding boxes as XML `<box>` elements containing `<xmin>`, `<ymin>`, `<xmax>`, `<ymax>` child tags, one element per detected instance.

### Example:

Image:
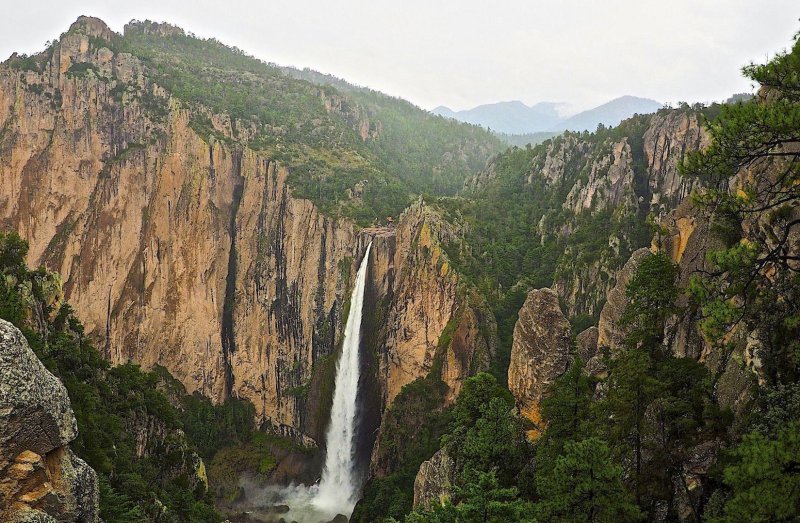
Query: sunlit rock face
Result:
<box><xmin>0</xmin><ymin>319</ymin><xmax>99</xmax><ymax>522</ymax></box>
<box><xmin>0</xmin><ymin>15</ymin><xmax>359</xmax><ymax>440</ymax></box>
<box><xmin>0</xmin><ymin>17</ymin><xmax>485</xmax><ymax>447</ymax></box>
<box><xmin>642</xmin><ymin>111</ymin><xmax>710</xmax><ymax>217</ymax></box>
<box><xmin>507</xmin><ymin>288</ymin><xmax>571</xmax><ymax>437</ymax></box>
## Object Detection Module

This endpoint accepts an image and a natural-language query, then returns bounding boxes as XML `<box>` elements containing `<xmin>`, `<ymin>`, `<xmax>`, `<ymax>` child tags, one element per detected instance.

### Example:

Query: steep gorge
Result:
<box><xmin>4</xmin><ymin>15</ymin><xmax>791</xmax><ymax>523</ymax></box>
<box><xmin>0</xmin><ymin>17</ymin><xmax>494</xmax><ymax>453</ymax></box>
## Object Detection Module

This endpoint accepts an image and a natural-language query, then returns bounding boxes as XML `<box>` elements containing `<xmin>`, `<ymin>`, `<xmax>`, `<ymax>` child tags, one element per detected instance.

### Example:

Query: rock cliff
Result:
<box><xmin>596</xmin><ymin>247</ymin><xmax>652</xmax><ymax>351</ymax></box>
<box><xmin>516</xmin><ymin>110</ymin><xmax>709</xmax><ymax>319</ymax></box>
<box><xmin>507</xmin><ymin>288</ymin><xmax>571</xmax><ymax>435</ymax></box>
<box><xmin>367</xmin><ymin>202</ymin><xmax>496</xmax><ymax>409</ymax></box>
<box><xmin>364</xmin><ymin>201</ymin><xmax>497</xmax><ymax>474</ymax></box>
<box><xmin>0</xmin><ymin>319</ymin><xmax>99</xmax><ymax>522</ymax></box>
<box><xmin>643</xmin><ymin>111</ymin><xmax>710</xmax><ymax>217</ymax></box>
<box><xmin>371</xmin><ymin>201</ymin><xmax>460</xmax><ymax>408</ymax></box>
<box><xmin>0</xmin><ymin>17</ymin><xmax>489</xmax><ymax>449</ymax></box>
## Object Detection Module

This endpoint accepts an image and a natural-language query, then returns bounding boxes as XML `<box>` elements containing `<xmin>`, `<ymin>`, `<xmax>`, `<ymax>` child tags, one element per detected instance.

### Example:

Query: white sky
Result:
<box><xmin>1</xmin><ymin>1</ymin><xmax>798</xmax><ymax>111</ymax></box>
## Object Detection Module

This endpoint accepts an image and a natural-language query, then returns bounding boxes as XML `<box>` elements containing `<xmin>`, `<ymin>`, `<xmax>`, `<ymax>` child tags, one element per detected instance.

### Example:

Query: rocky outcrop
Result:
<box><xmin>575</xmin><ymin>326</ymin><xmax>598</xmax><ymax>363</ymax></box>
<box><xmin>440</xmin><ymin>300</ymin><xmax>497</xmax><ymax>405</ymax></box>
<box><xmin>507</xmin><ymin>288</ymin><xmax>571</xmax><ymax>434</ymax></box>
<box><xmin>596</xmin><ymin>248</ymin><xmax>652</xmax><ymax>351</ymax></box>
<box><xmin>365</xmin><ymin>202</ymin><xmax>497</xmax><ymax>473</ymax></box>
<box><xmin>0</xmin><ymin>319</ymin><xmax>99</xmax><ymax>522</ymax></box>
<box><xmin>125</xmin><ymin>410</ymin><xmax>208</xmax><ymax>492</ymax></box>
<box><xmin>563</xmin><ymin>139</ymin><xmax>637</xmax><ymax>215</ymax></box>
<box><xmin>513</xmin><ymin>110</ymin><xmax>708</xmax><ymax>319</ymax></box>
<box><xmin>551</xmin><ymin>252</ymin><xmax>621</xmax><ymax>320</ymax></box>
<box><xmin>412</xmin><ymin>448</ymin><xmax>455</xmax><ymax>510</ymax></box>
<box><xmin>373</xmin><ymin>200</ymin><xmax>461</xmax><ymax>408</ymax></box>
<box><xmin>528</xmin><ymin>134</ymin><xmax>591</xmax><ymax>185</ymax></box>
<box><xmin>643</xmin><ymin>111</ymin><xmax>710</xmax><ymax>217</ymax></box>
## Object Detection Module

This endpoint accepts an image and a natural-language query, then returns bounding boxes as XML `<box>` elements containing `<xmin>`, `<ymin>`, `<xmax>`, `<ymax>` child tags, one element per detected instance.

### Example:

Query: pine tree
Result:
<box><xmin>682</xmin><ymin>29</ymin><xmax>800</xmax><ymax>382</ymax></box>
<box><xmin>602</xmin><ymin>348</ymin><xmax>660</xmax><ymax>505</ymax></box>
<box><xmin>535</xmin><ymin>438</ymin><xmax>641</xmax><ymax>522</ymax></box>
<box><xmin>710</xmin><ymin>421</ymin><xmax>800</xmax><ymax>522</ymax></box>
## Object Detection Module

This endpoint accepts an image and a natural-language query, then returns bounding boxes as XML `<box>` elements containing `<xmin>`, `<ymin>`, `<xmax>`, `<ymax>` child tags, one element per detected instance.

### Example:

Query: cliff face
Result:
<box><xmin>361</xmin><ymin>201</ymin><xmax>496</xmax><ymax>474</ymax></box>
<box><xmin>0</xmin><ymin>22</ymin><xmax>346</xmax><ymax>437</ymax></box>
<box><xmin>369</xmin><ymin>201</ymin><xmax>494</xmax><ymax>410</ymax></box>
<box><xmin>0</xmin><ymin>319</ymin><xmax>99</xmax><ymax>522</ymax></box>
<box><xmin>596</xmin><ymin>247</ymin><xmax>653</xmax><ymax>350</ymax></box>
<box><xmin>562</xmin><ymin>139</ymin><xmax>637</xmax><ymax>216</ymax></box>
<box><xmin>643</xmin><ymin>111</ymin><xmax>710</xmax><ymax>217</ymax></box>
<box><xmin>0</xmin><ymin>18</ymin><xmax>487</xmax><ymax>448</ymax></box>
<box><xmin>519</xmin><ymin>110</ymin><xmax>710</xmax><ymax>319</ymax></box>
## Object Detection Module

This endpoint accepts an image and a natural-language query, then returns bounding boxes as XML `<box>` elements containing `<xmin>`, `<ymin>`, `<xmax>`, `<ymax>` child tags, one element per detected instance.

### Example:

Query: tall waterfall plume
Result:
<box><xmin>313</xmin><ymin>242</ymin><xmax>372</xmax><ymax>515</ymax></box>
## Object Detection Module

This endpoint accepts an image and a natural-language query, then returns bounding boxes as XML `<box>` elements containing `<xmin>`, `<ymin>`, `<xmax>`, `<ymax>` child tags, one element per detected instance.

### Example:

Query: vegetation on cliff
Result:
<box><xmin>364</xmin><ymin>29</ymin><xmax>800</xmax><ymax>522</ymax></box>
<box><xmin>437</xmin><ymin>116</ymin><xmax>656</xmax><ymax>380</ymax></box>
<box><xmin>107</xmin><ymin>21</ymin><xmax>502</xmax><ymax>223</ymax></box>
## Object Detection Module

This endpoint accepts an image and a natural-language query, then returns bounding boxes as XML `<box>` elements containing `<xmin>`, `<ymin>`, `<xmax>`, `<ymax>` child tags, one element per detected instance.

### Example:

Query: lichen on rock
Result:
<box><xmin>0</xmin><ymin>319</ymin><xmax>99</xmax><ymax>522</ymax></box>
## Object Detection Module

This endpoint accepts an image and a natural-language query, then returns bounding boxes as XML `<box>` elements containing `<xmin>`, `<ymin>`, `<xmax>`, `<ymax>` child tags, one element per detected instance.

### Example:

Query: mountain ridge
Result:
<box><xmin>435</xmin><ymin>95</ymin><xmax>661</xmax><ymax>135</ymax></box>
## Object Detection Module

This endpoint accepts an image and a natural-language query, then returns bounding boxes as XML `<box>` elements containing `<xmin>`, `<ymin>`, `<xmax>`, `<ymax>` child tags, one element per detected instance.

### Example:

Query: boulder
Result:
<box><xmin>0</xmin><ymin>319</ymin><xmax>99</xmax><ymax>522</ymax></box>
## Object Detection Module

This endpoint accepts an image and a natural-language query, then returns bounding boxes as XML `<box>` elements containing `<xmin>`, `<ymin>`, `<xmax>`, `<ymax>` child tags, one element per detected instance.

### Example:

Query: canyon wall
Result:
<box><xmin>0</xmin><ymin>17</ymin><xmax>485</xmax><ymax>447</ymax></box>
<box><xmin>523</xmin><ymin>111</ymin><xmax>711</xmax><ymax>319</ymax></box>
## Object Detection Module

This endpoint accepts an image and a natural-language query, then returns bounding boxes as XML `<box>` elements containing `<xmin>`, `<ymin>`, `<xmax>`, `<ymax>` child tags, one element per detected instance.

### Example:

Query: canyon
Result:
<box><xmin>1</xmin><ymin>13</ymin><xmax>794</xmax><ymax>523</ymax></box>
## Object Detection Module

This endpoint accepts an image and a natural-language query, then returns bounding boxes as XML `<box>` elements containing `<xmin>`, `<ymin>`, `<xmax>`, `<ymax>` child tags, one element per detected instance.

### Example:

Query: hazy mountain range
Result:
<box><xmin>434</xmin><ymin>95</ymin><xmax>662</xmax><ymax>135</ymax></box>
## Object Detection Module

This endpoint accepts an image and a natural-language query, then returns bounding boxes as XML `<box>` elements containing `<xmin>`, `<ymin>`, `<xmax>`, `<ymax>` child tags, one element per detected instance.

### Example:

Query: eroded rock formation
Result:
<box><xmin>0</xmin><ymin>319</ymin><xmax>99</xmax><ymax>522</ymax></box>
<box><xmin>507</xmin><ymin>288</ymin><xmax>571</xmax><ymax>434</ymax></box>
<box><xmin>0</xmin><ymin>17</ymin><xmax>488</xmax><ymax>448</ymax></box>
<box><xmin>596</xmin><ymin>248</ymin><xmax>652</xmax><ymax>351</ymax></box>
<box><xmin>412</xmin><ymin>448</ymin><xmax>455</xmax><ymax>511</ymax></box>
<box><xmin>501</xmin><ymin>110</ymin><xmax>710</xmax><ymax>319</ymax></box>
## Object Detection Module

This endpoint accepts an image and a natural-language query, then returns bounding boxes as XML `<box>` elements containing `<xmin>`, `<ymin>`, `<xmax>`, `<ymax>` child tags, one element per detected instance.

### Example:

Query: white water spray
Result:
<box><xmin>313</xmin><ymin>242</ymin><xmax>372</xmax><ymax>516</ymax></box>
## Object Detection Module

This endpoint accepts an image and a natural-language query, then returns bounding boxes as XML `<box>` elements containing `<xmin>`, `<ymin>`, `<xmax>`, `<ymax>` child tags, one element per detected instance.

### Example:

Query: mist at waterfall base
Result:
<box><xmin>247</xmin><ymin>243</ymin><xmax>372</xmax><ymax>523</ymax></box>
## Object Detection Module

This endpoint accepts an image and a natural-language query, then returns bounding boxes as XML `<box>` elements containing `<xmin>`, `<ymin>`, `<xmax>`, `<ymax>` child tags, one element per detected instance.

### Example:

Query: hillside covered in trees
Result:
<box><xmin>353</xmin><ymin>28</ymin><xmax>800</xmax><ymax>523</ymax></box>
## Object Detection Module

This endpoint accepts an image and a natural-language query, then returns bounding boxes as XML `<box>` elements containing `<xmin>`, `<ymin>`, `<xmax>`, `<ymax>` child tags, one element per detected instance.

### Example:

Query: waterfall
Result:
<box><xmin>313</xmin><ymin>242</ymin><xmax>372</xmax><ymax>516</ymax></box>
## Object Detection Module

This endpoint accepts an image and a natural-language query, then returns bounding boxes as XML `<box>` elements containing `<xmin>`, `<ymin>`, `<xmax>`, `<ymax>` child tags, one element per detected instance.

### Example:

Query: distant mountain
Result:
<box><xmin>552</xmin><ymin>95</ymin><xmax>662</xmax><ymax>132</ymax></box>
<box><xmin>435</xmin><ymin>95</ymin><xmax>662</xmax><ymax>137</ymax></box>
<box><xmin>432</xmin><ymin>101</ymin><xmax>565</xmax><ymax>134</ymax></box>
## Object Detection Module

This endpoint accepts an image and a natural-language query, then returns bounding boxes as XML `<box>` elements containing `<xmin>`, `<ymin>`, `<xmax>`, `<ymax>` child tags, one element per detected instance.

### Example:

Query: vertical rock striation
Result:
<box><xmin>0</xmin><ymin>17</ymin><xmax>491</xmax><ymax>447</ymax></box>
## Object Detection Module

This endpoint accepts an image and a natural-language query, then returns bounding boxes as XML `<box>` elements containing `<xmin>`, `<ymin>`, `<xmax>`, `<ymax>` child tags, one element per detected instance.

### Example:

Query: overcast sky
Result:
<box><xmin>2</xmin><ymin>1</ymin><xmax>798</xmax><ymax>111</ymax></box>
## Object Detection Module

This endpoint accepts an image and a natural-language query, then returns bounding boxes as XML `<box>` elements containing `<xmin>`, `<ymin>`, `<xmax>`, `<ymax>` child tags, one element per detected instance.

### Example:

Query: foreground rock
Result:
<box><xmin>507</xmin><ymin>288</ymin><xmax>571</xmax><ymax>435</ymax></box>
<box><xmin>0</xmin><ymin>319</ymin><xmax>99</xmax><ymax>522</ymax></box>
